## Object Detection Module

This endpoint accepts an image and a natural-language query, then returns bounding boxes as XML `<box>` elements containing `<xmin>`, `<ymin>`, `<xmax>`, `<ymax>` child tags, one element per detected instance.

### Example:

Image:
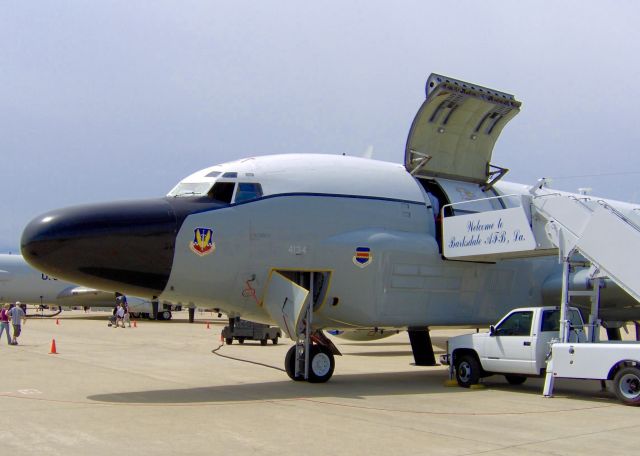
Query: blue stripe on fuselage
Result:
<box><xmin>189</xmin><ymin>192</ymin><xmax>425</xmax><ymax>215</ymax></box>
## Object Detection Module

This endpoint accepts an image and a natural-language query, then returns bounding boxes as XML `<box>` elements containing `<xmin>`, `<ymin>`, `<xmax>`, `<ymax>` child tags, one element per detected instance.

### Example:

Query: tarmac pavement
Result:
<box><xmin>1</xmin><ymin>310</ymin><xmax>639</xmax><ymax>456</ymax></box>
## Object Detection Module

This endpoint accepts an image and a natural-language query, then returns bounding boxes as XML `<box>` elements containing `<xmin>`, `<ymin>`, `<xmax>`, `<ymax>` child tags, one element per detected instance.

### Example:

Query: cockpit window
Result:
<box><xmin>235</xmin><ymin>183</ymin><xmax>263</xmax><ymax>203</ymax></box>
<box><xmin>168</xmin><ymin>182</ymin><xmax>214</xmax><ymax>197</ymax></box>
<box><xmin>209</xmin><ymin>182</ymin><xmax>236</xmax><ymax>203</ymax></box>
<box><xmin>205</xmin><ymin>171</ymin><xmax>221</xmax><ymax>178</ymax></box>
<box><xmin>222</xmin><ymin>172</ymin><xmax>238</xmax><ymax>178</ymax></box>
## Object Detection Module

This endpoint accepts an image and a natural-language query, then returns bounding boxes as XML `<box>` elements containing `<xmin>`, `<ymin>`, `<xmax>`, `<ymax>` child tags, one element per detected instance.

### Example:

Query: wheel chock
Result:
<box><xmin>443</xmin><ymin>379</ymin><xmax>458</xmax><ymax>387</ymax></box>
<box><xmin>470</xmin><ymin>384</ymin><xmax>486</xmax><ymax>390</ymax></box>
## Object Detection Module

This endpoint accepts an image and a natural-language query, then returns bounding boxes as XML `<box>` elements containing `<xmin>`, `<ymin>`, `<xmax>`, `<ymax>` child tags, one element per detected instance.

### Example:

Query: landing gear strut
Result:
<box><xmin>283</xmin><ymin>279</ymin><xmax>339</xmax><ymax>383</ymax></box>
<box><xmin>268</xmin><ymin>270</ymin><xmax>338</xmax><ymax>383</ymax></box>
<box><xmin>408</xmin><ymin>327</ymin><xmax>437</xmax><ymax>366</ymax></box>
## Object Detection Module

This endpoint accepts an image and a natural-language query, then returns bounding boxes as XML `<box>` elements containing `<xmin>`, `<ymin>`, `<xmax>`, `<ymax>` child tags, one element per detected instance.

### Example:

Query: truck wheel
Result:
<box><xmin>272</xmin><ymin>336</ymin><xmax>279</xmax><ymax>345</ymax></box>
<box><xmin>238</xmin><ymin>338</ymin><xmax>245</xmax><ymax>344</ymax></box>
<box><xmin>614</xmin><ymin>367</ymin><xmax>640</xmax><ymax>405</ymax></box>
<box><xmin>260</xmin><ymin>338</ymin><xmax>268</xmax><ymax>346</ymax></box>
<box><xmin>285</xmin><ymin>346</ymin><xmax>304</xmax><ymax>381</ymax></box>
<box><xmin>225</xmin><ymin>338</ymin><xmax>233</xmax><ymax>345</ymax></box>
<box><xmin>455</xmin><ymin>354</ymin><xmax>481</xmax><ymax>388</ymax></box>
<box><xmin>162</xmin><ymin>310</ymin><xmax>172</xmax><ymax>320</ymax></box>
<box><xmin>505</xmin><ymin>375</ymin><xmax>527</xmax><ymax>385</ymax></box>
<box><xmin>308</xmin><ymin>345</ymin><xmax>335</xmax><ymax>383</ymax></box>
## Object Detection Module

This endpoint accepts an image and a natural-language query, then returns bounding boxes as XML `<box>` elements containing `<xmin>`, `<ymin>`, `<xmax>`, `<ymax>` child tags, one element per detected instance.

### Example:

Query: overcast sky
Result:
<box><xmin>2</xmin><ymin>1</ymin><xmax>639</xmax><ymax>251</ymax></box>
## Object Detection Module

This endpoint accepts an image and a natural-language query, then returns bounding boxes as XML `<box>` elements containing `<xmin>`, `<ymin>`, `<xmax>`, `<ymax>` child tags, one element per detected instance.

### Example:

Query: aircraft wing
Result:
<box><xmin>405</xmin><ymin>73</ymin><xmax>521</xmax><ymax>184</ymax></box>
<box><xmin>55</xmin><ymin>286</ymin><xmax>116</xmax><ymax>306</ymax></box>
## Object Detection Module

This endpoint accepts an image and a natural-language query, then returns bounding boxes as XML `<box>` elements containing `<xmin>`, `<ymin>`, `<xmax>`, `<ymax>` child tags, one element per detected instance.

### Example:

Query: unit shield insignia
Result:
<box><xmin>353</xmin><ymin>247</ymin><xmax>372</xmax><ymax>268</ymax></box>
<box><xmin>190</xmin><ymin>228</ymin><xmax>215</xmax><ymax>256</ymax></box>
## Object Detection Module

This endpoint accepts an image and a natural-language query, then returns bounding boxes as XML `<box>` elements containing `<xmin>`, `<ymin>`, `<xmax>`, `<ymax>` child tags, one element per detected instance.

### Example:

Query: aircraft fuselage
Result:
<box><xmin>21</xmin><ymin>154</ymin><xmax>639</xmax><ymax>330</ymax></box>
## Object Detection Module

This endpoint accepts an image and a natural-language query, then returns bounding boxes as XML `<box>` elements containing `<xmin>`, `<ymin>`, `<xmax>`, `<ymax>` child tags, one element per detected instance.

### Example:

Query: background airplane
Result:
<box><xmin>20</xmin><ymin>74</ymin><xmax>640</xmax><ymax>383</ymax></box>
<box><xmin>0</xmin><ymin>253</ymin><xmax>180</xmax><ymax>320</ymax></box>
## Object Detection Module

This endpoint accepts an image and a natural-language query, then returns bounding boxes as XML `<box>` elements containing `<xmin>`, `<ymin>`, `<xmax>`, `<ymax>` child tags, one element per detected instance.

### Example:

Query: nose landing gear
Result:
<box><xmin>285</xmin><ymin>341</ymin><xmax>336</xmax><ymax>383</ymax></box>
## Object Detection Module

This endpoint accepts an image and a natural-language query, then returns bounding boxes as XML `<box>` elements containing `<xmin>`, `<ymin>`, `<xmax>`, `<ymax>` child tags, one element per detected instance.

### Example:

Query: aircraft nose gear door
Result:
<box><xmin>262</xmin><ymin>271</ymin><xmax>337</xmax><ymax>383</ymax></box>
<box><xmin>263</xmin><ymin>271</ymin><xmax>310</xmax><ymax>341</ymax></box>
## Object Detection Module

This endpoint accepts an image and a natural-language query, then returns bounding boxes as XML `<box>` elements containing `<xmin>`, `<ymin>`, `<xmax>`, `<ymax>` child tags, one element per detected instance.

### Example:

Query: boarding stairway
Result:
<box><xmin>441</xmin><ymin>189</ymin><xmax>640</xmax><ymax>305</ymax></box>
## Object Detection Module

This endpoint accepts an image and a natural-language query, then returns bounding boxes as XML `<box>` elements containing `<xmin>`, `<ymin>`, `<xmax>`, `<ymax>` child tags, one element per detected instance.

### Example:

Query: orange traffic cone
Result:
<box><xmin>133</xmin><ymin>320</ymin><xmax>137</xmax><ymax>328</ymax></box>
<box><xmin>206</xmin><ymin>322</ymin><xmax>210</xmax><ymax>329</ymax></box>
<box><xmin>55</xmin><ymin>319</ymin><xmax>59</xmax><ymax>325</ymax></box>
<box><xmin>49</xmin><ymin>339</ymin><xmax>58</xmax><ymax>355</ymax></box>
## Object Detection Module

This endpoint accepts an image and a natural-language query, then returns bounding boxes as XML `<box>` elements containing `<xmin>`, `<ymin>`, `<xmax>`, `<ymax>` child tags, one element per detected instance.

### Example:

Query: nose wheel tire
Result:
<box><xmin>614</xmin><ymin>367</ymin><xmax>640</xmax><ymax>405</ymax></box>
<box><xmin>285</xmin><ymin>346</ymin><xmax>304</xmax><ymax>381</ymax></box>
<box><xmin>454</xmin><ymin>354</ymin><xmax>481</xmax><ymax>388</ymax></box>
<box><xmin>285</xmin><ymin>345</ymin><xmax>335</xmax><ymax>383</ymax></box>
<box><xmin>308</xmin><ymin>345</ymin><xmax>335</xmax><ymax>383</ymax></box>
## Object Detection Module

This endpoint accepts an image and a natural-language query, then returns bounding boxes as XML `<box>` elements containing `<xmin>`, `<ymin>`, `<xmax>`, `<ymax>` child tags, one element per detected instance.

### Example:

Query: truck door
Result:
<box><xmin>481</xmin><ymin>310</ymin><xmax>536</xmax><ymax>375</ymax></box>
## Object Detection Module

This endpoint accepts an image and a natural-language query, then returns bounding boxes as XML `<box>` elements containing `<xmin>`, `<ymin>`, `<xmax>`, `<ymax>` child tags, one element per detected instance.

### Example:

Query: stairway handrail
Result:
<box><xmin>441</xmin><ymin>193</ymin><xmax>523</xmax><ymax>217</ymax></box>
<box><xmin>596</xmin><ymin>199</ymin><xmax>640</xmax><ymax>233</ymax></box>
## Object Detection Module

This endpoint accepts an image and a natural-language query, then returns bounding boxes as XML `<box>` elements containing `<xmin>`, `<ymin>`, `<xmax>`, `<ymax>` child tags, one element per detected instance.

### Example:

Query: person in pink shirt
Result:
<box><xmin>0</xmin><ymin>303</ymin><xmax>12</xmax><ymax>345</ymax></box>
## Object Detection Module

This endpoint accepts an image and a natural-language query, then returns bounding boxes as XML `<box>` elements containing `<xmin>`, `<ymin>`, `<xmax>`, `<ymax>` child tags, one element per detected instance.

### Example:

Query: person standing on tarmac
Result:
<box><xmin>115</xmin><ymin>303</ymin><xmax>125</xmax><ymax>328</ymax></box>
<box><xmin>123</xmin><ymin>298</ymin><xmax>131</xmax><ymax>328</ymax></box>
<box><xmin>8</xmin><ymin>301</ymin><xmax>26</xmax><ymax>345</ymax></box>
<box><xmin>0</xmin><ymin>303</ymin><xmax>11</xmax><ymax>345</ymax></box>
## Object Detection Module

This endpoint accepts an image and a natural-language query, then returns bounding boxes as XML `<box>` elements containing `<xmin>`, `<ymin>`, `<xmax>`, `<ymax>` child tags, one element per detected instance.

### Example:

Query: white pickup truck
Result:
<box><xmin>443</xmin><ymin>306</ymin><xmax>640</xmax><ymax>405</ymax></box>
<box><xmin>442</xmin><ymin>306</ymin><xmax>584</xmax><ymax>386</ymax></box>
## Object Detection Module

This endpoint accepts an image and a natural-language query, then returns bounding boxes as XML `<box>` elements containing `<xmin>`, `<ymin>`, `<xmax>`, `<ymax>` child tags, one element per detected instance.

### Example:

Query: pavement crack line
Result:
<box><xmin>460</xmin><ymin>422</ymin><xmax>640</xmax><ymax>455</ymax></box>
<box><xmin>294</xmin><ymin>397</ymin><xmax>615</xmax><ymax>416</ymax></box>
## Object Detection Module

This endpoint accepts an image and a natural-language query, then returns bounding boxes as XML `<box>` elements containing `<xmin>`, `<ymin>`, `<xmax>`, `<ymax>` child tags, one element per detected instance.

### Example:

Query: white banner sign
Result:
<box><xmin>443</xmin><ymin>207</ymin><xmax>536</xmax><ymax>258</ymax></box>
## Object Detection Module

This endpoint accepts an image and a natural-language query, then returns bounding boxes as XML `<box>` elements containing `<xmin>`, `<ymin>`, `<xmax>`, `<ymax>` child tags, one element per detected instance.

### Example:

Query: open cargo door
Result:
<box><xmin>405</xmin><ymin>73</ymin><xmax>521</xmax><ymax>186</ymax></box>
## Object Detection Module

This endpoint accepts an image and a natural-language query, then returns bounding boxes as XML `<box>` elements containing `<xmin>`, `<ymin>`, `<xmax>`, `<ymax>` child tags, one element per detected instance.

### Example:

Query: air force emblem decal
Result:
<box><xmin>190</xmin><ymin>228</ymin><xmax>215</xmax><ymax>256</ymax></box>
<box><xmin>353</xmin><ymin>247</ymin><xmax>372</xmax><ymax>268</ymax></box>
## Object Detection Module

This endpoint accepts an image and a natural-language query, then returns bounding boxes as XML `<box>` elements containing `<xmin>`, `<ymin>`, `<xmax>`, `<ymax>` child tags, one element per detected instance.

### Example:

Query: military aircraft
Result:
<box><xmin>21</xmin><ymin>73</ymin><xmax>640</xmax><ymax>382</ymax></box>
<box><xmin>0</xmin><ymin>253</ymin><xmax>178</xmax><ymax>319</ymax></box>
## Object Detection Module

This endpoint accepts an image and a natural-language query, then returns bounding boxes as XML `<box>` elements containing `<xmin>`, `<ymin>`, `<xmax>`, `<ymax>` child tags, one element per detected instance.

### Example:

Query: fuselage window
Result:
<box><xmin>167</xmin><ymin>182</ymin><xmax>213</xmax><ymax>197</ymax></box>
<box><xmin>209</xmin><ymin>182</ymin><xmax>236</xmax><ymax>203</ymax></box>
<box><xmin>235</xmin><ymin>183</ymin><xmax>263</xmax><ymax>203</ymax></box>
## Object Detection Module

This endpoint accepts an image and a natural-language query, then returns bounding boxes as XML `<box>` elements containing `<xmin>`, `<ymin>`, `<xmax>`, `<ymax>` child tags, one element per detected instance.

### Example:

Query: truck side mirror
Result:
<box><xmin>489</xmin><ymin>325</ymin><xmax>496</xmax><ymax>336</ymax></box>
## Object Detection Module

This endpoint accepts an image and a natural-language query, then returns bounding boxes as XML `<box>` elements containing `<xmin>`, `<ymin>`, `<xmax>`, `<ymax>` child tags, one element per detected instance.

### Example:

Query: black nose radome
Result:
<box><xmin>21</xmin><ymin>198</ymin><xmax>179</xmax><ymax>297</ymax></box>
